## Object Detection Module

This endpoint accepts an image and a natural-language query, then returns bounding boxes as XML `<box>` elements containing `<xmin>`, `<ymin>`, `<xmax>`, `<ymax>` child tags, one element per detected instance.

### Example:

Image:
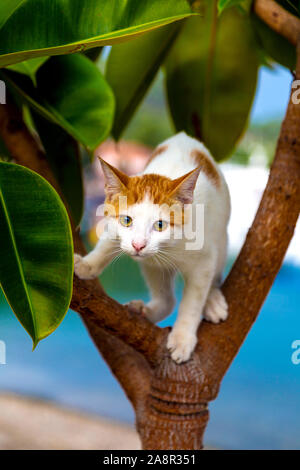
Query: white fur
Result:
<box><xmin>74</xmin><ymin>132</ymin><xmax>231</xmax><ymax>363</ymax></box>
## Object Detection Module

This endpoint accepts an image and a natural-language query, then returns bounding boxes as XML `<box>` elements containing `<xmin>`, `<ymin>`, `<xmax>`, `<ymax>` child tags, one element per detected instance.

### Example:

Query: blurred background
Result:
<box><xmin>0</xmin><ymin>57</ymin><xmax>299</xmax><ymax>450</ymax></box>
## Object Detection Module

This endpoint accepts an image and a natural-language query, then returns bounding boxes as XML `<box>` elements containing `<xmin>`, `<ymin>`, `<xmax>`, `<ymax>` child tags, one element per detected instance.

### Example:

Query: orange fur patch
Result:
<box><xmin>105</xmin><ymin>174</ymin><xmax>185</xmax><ymax>225</ymax></box>
<box><xmin>191</xmin><ymin>149</ymin><xmax>220</xmax><ymax>188</ymax></box>
<box><xmin>107</xmin><ymin>174</ymin><xmax>176</xmax><ymax>206</ymax></box>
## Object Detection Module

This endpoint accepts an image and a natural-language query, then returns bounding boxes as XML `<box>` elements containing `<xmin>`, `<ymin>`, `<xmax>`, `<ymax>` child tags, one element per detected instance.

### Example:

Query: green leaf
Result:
<box><xmin>1</xmin><ymin>53</ymin><xmax>115</xmax><ymax>150</ymax></box>
<box><xmin>32</xmin><ymin>113</ymin><xmax>84</xmax><ymax>227</ymax></box>
<box><xmin>0</xmin><ymin>0</ymin><xmax>195</xmax><ymax>67</ymax></box>
<box><xmin>106</xmin><ymin>22</ymin><xmax>181</xmax><ymax>140</ymax></box>
<box><xmin>0</xmin><ymin>162</ymin><xmax>73</xmax><ymax>346</ymax></box>
<box><xmin>6</xmin><ymin>57</ymin><xmax>49</xmax><ymax>85</ymax></box>
<box><xmin>165</xmin><ymin>2</ymin><xmax>259</xmax><ymax>161</ymax></box>
<box><xmin>0</xmin><ymin>1</ymin><xmax>25</xmax><ymax>29</ymax></box>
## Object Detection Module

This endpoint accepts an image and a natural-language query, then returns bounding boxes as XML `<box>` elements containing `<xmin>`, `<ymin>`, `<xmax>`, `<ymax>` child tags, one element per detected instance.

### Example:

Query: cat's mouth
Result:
<box><xmin>123</xmin><ymin>246</ymin><xmax>156</xmax><ymax>259</ymax></box>
<box><xmin>131</xmin><ymin>252</ymin><xmax>147</xmax><ymax>258</ymax></box>
<box><xmin>130</xmin><ymin>251</ymin><xmax>152</xmax><ymax>259</ymax></box>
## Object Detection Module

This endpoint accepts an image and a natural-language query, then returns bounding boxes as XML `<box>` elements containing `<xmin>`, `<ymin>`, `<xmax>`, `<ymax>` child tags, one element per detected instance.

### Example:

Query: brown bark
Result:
<box><xmin>0</xmin><ymin>4</ymin><xmax>299</xmax><ymax>449</ymax></box>
<box><xmin>254</xmin><ymin>0</ymin><xmax>300</xmax><ymax>46</ymax></box>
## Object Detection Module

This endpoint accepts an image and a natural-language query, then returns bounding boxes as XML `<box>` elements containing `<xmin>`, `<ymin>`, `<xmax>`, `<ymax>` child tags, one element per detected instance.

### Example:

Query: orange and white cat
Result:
<box><xmin>74</xmin><ymin>132</ymin><xmax>231</xmax><ymax>363</ymax></box>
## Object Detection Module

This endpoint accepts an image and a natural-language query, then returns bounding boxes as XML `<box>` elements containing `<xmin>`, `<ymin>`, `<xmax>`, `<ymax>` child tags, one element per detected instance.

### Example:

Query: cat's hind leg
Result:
<box><xmin>203</xmin><ymin>287</ymin><xmax>228</xmax><ymax>324</ymax></box>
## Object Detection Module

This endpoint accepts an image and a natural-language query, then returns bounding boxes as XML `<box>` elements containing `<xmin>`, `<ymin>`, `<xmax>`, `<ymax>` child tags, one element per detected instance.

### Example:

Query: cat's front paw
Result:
<box><xmin>74</xmin><ymin>254</ymin><xmax>98</xmax><ymax>280</ymax></box>
<box><xmin>204</xmin><ymin>288</ymin><xmax>228</xmax><ymax>324</ymax></box>
<box><xmin>167</xmin><ymin>329</ymin><xmax>197</xmax><ymax>364</ymax></box>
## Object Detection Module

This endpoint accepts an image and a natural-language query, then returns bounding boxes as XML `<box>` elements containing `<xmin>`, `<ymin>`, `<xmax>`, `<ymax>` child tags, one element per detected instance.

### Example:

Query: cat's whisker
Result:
<box><xmin>158</xmin><ymin>249</ymin><xmax>179</xmax><ymax>274</ymax></box>
<box><xmin>152</xmin><ymin>253</ymin><xmax>169</xmax><ymax>282</ymax></box>
<box><xmin>111</xmin><ymin>250</ymin><xmax>124</xmax><ymax>263</ymax></box>
<box><xmin>110</xmin><ymin>250</ymin><xmax>125</xmax><ymax>277</ymax></box>
<box><xmin>163</xmin><ymin>250</ymin><xmax>181</xmax><ymax>271</ymax></box>
<box><xmin>155</xmin><ymin>251</ymin><xmax>177</xmax><ymax>277</ymax></box>
<box><xmin>158</xmin><ymin>252</ymin><xmax>174</xmax><ymax>270</ymax></box>
<box><xmin>108</xmin><ymin>249</ymin><xmax>123</xmax><ymax>260</ymax></box>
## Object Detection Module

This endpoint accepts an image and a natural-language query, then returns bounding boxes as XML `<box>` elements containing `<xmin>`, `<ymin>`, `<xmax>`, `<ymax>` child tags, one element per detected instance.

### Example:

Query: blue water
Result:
<box><xmin>0</xmin><ymin>261</ymin><xmax>299</xmax><ymax>449</ymax></box>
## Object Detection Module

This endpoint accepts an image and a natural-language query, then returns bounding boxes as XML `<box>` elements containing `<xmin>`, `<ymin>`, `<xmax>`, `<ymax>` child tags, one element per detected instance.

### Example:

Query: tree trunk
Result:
<box><xmin>136</xmin><ymin>355</ymin><xmax>212</xmax><ymax>450</ymax></box>
<box><xmin>0</xmin><ymin>0</ymin><xmax>299</xmax><ymax>450</ymax></box>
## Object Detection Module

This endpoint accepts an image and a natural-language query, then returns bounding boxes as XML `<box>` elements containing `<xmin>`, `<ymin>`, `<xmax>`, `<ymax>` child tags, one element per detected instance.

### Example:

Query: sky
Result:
<box><xmin>250</xmin><ymin>65</ymin><xmax>292</xmax><ymax>123</ymax></box>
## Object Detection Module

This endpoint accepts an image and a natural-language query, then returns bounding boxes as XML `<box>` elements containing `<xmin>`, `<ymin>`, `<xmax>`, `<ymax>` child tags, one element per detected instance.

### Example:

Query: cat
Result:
<box><xmin>74</xmin><ymin>132</ymin><xmax>231</xmax><ymax>363</ymax></box>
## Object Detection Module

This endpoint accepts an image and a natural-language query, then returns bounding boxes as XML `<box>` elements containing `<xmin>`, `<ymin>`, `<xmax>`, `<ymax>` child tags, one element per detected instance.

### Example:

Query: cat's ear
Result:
<box><xmin>98</xmin><ymin>157</ymin><xmax>129</xmax><ymax>197</ymax></box>
<box><xmin>169</xmin><ymin>167</ymin><xmax>201</xmax><ymax>204</ymax></box>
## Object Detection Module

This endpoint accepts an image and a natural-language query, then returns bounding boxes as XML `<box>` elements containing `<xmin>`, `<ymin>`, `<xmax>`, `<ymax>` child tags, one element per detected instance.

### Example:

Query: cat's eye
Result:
<box><xmin>119</xmin><ymin>215</ymin><xmax>133</xmax><ymax>227</ymax></box>
<box><xmin>153</xmin><ymin>220</ymin><xmax>168</xmax><ymax>232</ymax></box>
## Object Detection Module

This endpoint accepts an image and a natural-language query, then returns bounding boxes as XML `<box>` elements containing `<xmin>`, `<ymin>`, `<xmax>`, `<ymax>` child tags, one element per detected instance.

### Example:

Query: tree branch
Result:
<box><xmin>70</xmin><ymin>275</ymin><xmax>167</xmax><ymax>367</ymax></box>
<box><xmin>254</xmin><ymin>0</ymin><xmax>300</xmax><ymax>46</ymax></box>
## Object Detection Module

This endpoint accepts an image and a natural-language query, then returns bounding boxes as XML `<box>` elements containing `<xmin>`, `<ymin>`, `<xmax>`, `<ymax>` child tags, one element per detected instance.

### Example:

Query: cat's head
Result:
<box><xmin>99</xmin><ymin>158</ymin><xmax>200</xmax><ymax>259</ymax></box>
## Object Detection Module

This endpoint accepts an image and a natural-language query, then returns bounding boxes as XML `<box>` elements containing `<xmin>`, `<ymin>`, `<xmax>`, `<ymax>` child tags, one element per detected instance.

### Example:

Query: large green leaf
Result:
<box><xmin>106</xmin><ymin>22</ymin><xmax>181</xmax><ymax>139</ymax></box>
<box><xmin>165</xmin><ymin>3</ymin><xmax>259</xmax><ymax>160</ymax></box>
<box><xmin>0</xmin><ymin>162</ymin><xmax>73</xmax><ymax>346</ymax></box>
<box><xmin>32</xmin><ymin>113</ymin><xmax>84</xmax><ymax>227</ymax></box>
<box><xmin>0</xmin><ymin>0</ymin><xmax>195</xmax><ymax>67</ymax></box>
<box><xmin>1</xmin><ymin>53</ymin><xmax>115</xmax><ymax>149</ymax></box>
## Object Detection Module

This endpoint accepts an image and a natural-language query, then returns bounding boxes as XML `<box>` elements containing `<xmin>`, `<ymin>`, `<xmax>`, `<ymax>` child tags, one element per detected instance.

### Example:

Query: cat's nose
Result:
<box><xmin>132</xmin><ymin>241</ymin><xmax>146</xmax><ymax>252</ymax></box>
